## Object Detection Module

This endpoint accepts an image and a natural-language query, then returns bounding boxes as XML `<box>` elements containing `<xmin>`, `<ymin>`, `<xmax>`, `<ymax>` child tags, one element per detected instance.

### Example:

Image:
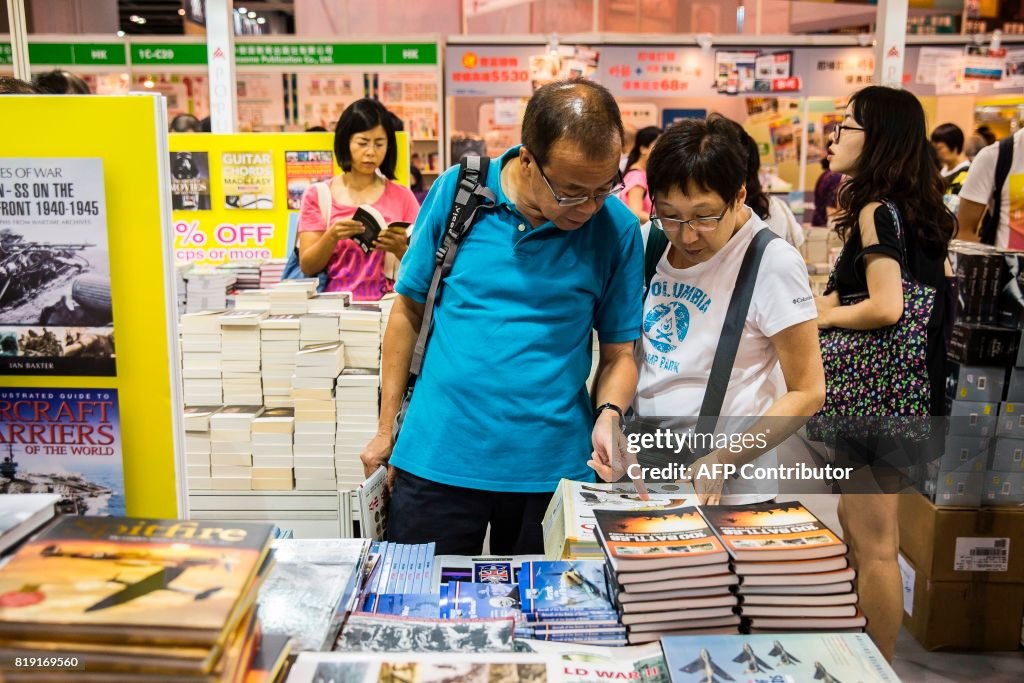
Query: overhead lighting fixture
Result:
<box><xmin>256</xmin><ymin>17</ymin><xmax>266</xmax><ymax>24</ymax></box>
<box><xmin>137</xmin><ymin>17</ymin><xmax>147</xmax><ymax>24</ymax></box>
<box><xmin>247</xmin><ymin>11</ymin><xmax>256</xmax><ymax>18</ymax></box>
<box><xmin>178</xmin><ymin>8</ymin><xmax>186</xmax><ymax>16</ymax></box>
<box><xmin>237</xmin><ymin>6</ymin><xmax>247</xmax><ymax>12</ymax></box>
<box><xmin>143</xmin><ymin>79</ymin><xmax>155</xmax><ymax>89</ymax></box>
<box><xmin>129</xmin><ymin>14</ymin><xmax>139</xmax><ymax>21</ymax></box>
<box><xmin>117</xmin><ymin>30</ymin><xmax>125</xmax><ymax>37</ymax></box>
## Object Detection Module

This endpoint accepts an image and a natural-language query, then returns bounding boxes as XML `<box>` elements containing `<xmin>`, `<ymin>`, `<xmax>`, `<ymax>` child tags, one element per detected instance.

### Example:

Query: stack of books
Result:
<box><xmin>594</xmin><ymin>507</ymin><xmax>739</xmax><ymax>644</ymax></box>
<box><xmin>339</xmin><ymin>307</ymin><xmax>382</xmax><ymax>369</ymax></box>
<box><xmin>231</xmin><ymin>289</ymin><xmax>271</xmax><ymax>312</ymax></box>
<box><xmin>185</xmin><ymin>268</ymin><xmax>237</xmax><ymax>313</ymax></box>
<box><xmin>308</xmin><ymin>291</ymin><xmax>351</xmax><ymax>313</ymax></box>
<box><xmin>220</xmin><ymin>310</ymin><xmax>267</xmax><ymax>406</ymax></box>
<box><xmin>0</xmin><ymin>494</ymin><xmax>59</xmax><ymax>557</ymax></box>
<box><xmin>359</xmin><ymin>541</ymin><xmax>438</xmax><ymax>617</ymax></box>
<box><xmin>224</xmin><ymin>262</ymin><xmax>262</xmax><ymax>291</ymax></box>
<box><xmin>210</xmin><ymin>405</ymin><xmax>265</xmax><ymax>491</ymax></box>
<box><xmin>518</xmin><ymin>560</ymin><xmax>626</xmax><ymax>645</ymax></box>
<box><xmin>183</xmin><ymin>406</ymin><xmax>220</xmax><ymax>491</ymax></box>
<box><xmin>180</xmin><ymin>311</ymin><xmax>224</xmax><ymax>406</ymax></box>
<box><xmin>378</xmin><ymin>292</ymin><xmax>397</xmax><ymax>339</ymax></box>
<box><xmin>0</xmin><ymin>515</ymin><xmax>277</xmax><ymax>682</ymax></box>
<box><xmin>251</xmin><ymin>408</ymin><xmax>295</xmax><ymax>490</ymax></box>
<box><xmin>701</xmin><ymin>502</ymin><xmax>863</xmax><ymax>633</ymax></box>
<box><xmin>292</xmin><ymin>343</ymin><xmax>345</xmax><ymax>491</ymax></box>
<box><xmin>300</xmin><ymin>313</ymin><xmax>341</xmax><ymax>347</ymax></box>
<box><xmin>260</xmin><ymin>314</ymin><xmax>302</xmax><ymax>409</ymax></box>
<box><xmin>174</xmin><ymin>263</ymin><xmax>192</xmax><ymax>316</ymax></box>
<box><xmin>543</xmin><ymin>479</ymin><xmax>698</xmax><ymax>559</ymax></box>
<box><xmin>335</xmin><ymin>369</ymin><xmax>380</xmax><ymax>488</ymax></box>
<box><xmin>270</xmin><ymin>280</ymin><xmax>318</xmax><ymax>315</ymax></box>
<box><xmin>259</xmin><ymin>258</ymin><xmax>287</xmax><ymax>289</ymax></box>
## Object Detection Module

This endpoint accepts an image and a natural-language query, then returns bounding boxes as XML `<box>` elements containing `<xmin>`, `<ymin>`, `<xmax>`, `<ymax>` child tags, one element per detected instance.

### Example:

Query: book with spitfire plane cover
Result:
<box><xmin>0</xmin><ymin>515</ymin><xmax>275</xmax><ymax>649</ymax></box>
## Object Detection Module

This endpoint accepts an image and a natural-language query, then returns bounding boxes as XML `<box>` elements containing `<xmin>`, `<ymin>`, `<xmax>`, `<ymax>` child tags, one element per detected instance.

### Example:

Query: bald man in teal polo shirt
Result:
<box><xmin>360</xmin><ymin>80</ymin><xmax>643</xmax><ymax>555</ymax></box>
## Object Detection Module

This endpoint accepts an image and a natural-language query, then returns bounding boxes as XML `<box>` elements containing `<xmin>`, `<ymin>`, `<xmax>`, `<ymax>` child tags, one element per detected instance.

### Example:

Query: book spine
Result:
<box><xmin>376</xmin><ymin>543</ymin><xmax>395</xmax><ymax>595</ymax></box>
<box><xmin>523</xmin><ymin>609</ymin><xmax>621</xmax><ymax>620</ymax></box>
<box><xmin>423</xmin><ymin>543</ymin><xmax>436</xmax><ymax>594</ymax></box>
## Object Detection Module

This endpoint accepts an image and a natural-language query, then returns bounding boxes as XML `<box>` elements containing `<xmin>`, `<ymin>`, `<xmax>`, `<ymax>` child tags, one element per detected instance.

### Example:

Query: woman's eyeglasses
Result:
<box><xmin>650</xmin><ymin>204</ymin><xmax>729</xmax><ymax>233</ymax></box>
<box><xmin>831</xmin><ymin>125</ymin><xmax>865</xmax><ymax>143</ymax></box>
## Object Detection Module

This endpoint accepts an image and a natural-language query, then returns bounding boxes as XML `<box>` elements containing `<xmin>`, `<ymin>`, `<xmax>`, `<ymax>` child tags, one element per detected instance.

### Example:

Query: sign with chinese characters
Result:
<box><xmin>446</xmin><ymin>46</ymin><xmax>537</xmax><ymax>97</ymax></box>
<box><xmin>601</xmin><ymin>47</ymin><xmax>714</xmax><ymax>98</ymax></box>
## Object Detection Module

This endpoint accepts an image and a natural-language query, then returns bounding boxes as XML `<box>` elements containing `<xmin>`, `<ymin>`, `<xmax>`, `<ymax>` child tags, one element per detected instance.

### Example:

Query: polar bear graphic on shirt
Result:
<box><xmin>643</xmin><ymin>301</ymin><xmax>690</xmax><ymax>353</ymax></box>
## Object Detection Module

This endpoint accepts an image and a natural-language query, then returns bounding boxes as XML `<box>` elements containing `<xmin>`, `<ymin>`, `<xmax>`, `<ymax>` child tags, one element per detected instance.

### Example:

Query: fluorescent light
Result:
<box><xmin>117</xmin><ymin>30</ymin><xmax>125</xmax><ymax>37</ymax></box>
<box><xmin>143</xmin><ymin>79</ymin><xmax>155</xmax><ymax>88</ymax></box>
<box><xmin>137</xmin><ymin>17</ymin><xmax>146</xmax><ymax>24</ymax></box>
<box><xmin>256</xmin><ymin>17</ymin><xmax>266</xmax><ymax>24</ymax></box>
<box><xmin>237</xmin><ymin>6</ymin><xmax>247</xmax><ymax>12</ymax></box>
<box><xmin>247</xmin><ymin>11</ymin><xmax>256</xmax><ymax>18</ymax></box>
<box><xmin>178</xmin><ymin>8</ymin><xmax>186</xmax><ymax>16</ymax></box>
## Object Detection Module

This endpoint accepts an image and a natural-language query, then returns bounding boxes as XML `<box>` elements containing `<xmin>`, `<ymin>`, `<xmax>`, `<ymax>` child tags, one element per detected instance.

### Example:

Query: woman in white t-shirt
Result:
<box><xmin>590</xmin><ymin>115</ymin><xmax>825</xmax><ymax>505</ymax></box>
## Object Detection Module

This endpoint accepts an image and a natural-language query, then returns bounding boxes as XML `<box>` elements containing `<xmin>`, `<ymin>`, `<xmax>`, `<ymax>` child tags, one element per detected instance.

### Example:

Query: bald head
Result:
<box><xmin>521</xmin><ymin>79</ymin><xmax>624</xmax><ymax>167</ymax></box>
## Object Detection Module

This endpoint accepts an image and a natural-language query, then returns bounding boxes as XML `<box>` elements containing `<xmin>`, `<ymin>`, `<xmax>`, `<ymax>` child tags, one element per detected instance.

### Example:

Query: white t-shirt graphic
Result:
<box><xmin>633</xmin><ymin>212</ymin><xmax>817</xmax><ymax>504</ymax></box>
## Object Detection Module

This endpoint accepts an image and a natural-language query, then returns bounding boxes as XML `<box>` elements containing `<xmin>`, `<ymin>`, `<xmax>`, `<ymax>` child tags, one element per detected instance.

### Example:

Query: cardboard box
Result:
<box><xmin>940</xmin><ymin>435</ymin><xmax>991</xmax><ymax>471</ymax></box>
<box><xmin>996</xmin><ymin>402</ymin><xmax>1024</xmax><ymax>437</ymax></box>
<box><xmin>899</xmin><ymin>492</ymin><xmax>1024</xmax><ymax>583</ymax></box>
<box><xmin>1006</xmin><ymin>367</ymin><xmax>1024</xmax><ymax>401</ymax></box>
<box><xmin>934</xmin><ymin>471</ymin><xmax>985</xmax><ymax>507</ymax></box>
<box><xmin>948</xmin><ymin>323</ymin><xmax>1019</xmax><ymax>367</ymax></box>
<box><xmin>946</xmin><ymin>364</ymin><xmax>1007</xmax><ymax>403</ymax></box>
<box><xmin>947</xmin><ymin>400</ymin><xmax>999</xmax><ymax>437</ymax></box>
<box><xmin>983</xmin><ymin>472</ymin><xmax>1024</xmax><ymax>506</ymax></box>
<box><xmin>998</xmin><ymin>251</ymin><xmax>1024</xmax><ymax>330</ymax></box>
<box><xmin>900</xmin><ymin>553</ymin><xmax>1024</xmax><ymax>651</ymax></box>
<box><xmin>991</xmin><ymin>437</ymin><xmax>1024</xmax><ymax>472</ymax></box>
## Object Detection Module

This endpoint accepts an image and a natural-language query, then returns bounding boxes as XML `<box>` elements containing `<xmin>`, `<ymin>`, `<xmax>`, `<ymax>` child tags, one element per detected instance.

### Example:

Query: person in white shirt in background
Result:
<box><xmin>956</xmin><ymin>129</ymin><xmax>1023</xmax><ymax>248</ymax></box>
<box><xmin>589</xmin><ymin>115</ymin><xmax>825</xmax><ymax>506</ymax></box>
<box><xmin>930</xmin><ymin>123</ymin><xmax>970</xmax><ymax>214</ymax></box>
<box><xmin>737</xmin><ymin>127</ymin><xmax>805</xmax><ymax>249</ymax></box>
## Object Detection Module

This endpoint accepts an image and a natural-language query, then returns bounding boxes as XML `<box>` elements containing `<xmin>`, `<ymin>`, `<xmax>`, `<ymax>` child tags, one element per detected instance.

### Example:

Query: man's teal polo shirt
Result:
<box><xmin>391</xmin><ymin>146</ymin><xmax>643</xmax><ymax>492</ymax></box>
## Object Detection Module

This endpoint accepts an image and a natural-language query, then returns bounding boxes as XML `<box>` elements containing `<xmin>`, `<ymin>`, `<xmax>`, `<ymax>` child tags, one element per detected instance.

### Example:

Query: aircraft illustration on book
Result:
<box><xmin>732</xmin><ymin>643</ymin><xmax>772</xmax><ymax>673</ymax></box>
<box><xmin>40</xmin><ymin>545</ymin><xmax>230</xmax><ymax>611</ymax></box>
<box><xmin>679</xmin><ymin>648</ymin><xmax>735</xmax><ymax>683</ymax></box>
<box><xmin>768</xmin><ymin>640</ymin><xmax>801</xmax><ymax>665</ymax></box>
<box><xmin>813</xmin><ymin>661</ymin><xmax>842</xmax><ymax>683</ymax></box>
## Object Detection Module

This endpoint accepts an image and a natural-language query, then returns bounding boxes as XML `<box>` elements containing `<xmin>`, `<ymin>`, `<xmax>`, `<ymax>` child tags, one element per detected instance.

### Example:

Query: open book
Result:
<box><xmin>350</xmin><ymin>204</ymin><xmax>411</xmax><ymax>255</ymax></box>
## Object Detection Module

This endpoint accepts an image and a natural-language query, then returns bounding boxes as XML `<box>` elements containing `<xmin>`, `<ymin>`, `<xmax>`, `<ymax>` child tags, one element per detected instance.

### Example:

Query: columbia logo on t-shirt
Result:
<box><xmin>793</xmin><ymin>295</ymin><xmax>813</xmax><ymax>305</ymax></box>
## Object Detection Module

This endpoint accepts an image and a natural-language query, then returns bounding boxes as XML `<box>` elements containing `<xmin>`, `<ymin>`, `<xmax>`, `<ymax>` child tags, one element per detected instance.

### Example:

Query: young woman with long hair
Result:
<box><xmin>618</xmin><ymin>126</ymin><xmax>661</xmax><ymax>223</ymax></box>
<box><xmin>815</xmin><ymin>86</ymin><xmax>955</xmax><ymax>661</ymax></box>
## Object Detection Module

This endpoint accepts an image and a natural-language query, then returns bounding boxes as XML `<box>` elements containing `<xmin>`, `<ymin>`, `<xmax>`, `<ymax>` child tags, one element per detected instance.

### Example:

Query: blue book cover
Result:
<box><xmin>521</xmin><ymin>561</ymin><xmax>617</xmax><ymax>617</ymax></box>
<box><xmin>362</xmin><ymin>593</ymin><xmax>439</xmax><ymax>619</ymax></box>
<box><xmin>376</xmin><ymin>543</ymin><xmax>396</xmax><ymax>595</ymax></box>
<box><xmin>446</xmin><ymin>582</ymin><xmax>521</xmax><ymax>619</ymax></box>
<box><xmin>662</xmin><ymin>633</ymin><xmax>899</xmax><ymax>683</ymax></box>
<box><xmin>421</xmin><ymin>542</ymin><xmax>436</xmax><ymax>593</ymax></box>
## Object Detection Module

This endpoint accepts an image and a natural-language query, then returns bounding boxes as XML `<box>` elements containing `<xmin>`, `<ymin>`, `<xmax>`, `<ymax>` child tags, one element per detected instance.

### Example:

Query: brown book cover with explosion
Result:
<box><xmin>700</xmin><ymin>502</ymin><xmax>847</xmax><ymax>562</ymax></box>
<box><xmin>0</xmin><ymin>516</ymin><xmax>274</xmax><ymax>648</ymax></box>
<box><xmin>593</xmin><ymin>507</ymin><xmax>729</xmax><ymax>573</ymax></box>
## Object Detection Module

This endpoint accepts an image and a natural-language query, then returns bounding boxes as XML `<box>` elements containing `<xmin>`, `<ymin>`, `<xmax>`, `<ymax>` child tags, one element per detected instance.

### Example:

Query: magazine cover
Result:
<box><xmin>0</xmin><ymin>388</ymin><xmax>124</xmax><ymax>516</ymax></box>
<box><xmin>700</xmin><ymin>502</ymin><xmax>847</xmax><ymax>562</ymax></box>
<box><xmin>661</xmin><ymin>633</ymin><xmax>899</xmax><ymax>683</ymax></box>
<box><xmin>0</xmin><ymin>516</ymin><xmax>274</xmax><ymax>644</ymax></box>
<box><xmin>519</xmin><ymin>561</ymin><xmax>616</xmax><ymax>617</ymax></box>
<box><xmin>286</xmin><ymin>653</ymin><xmax>557</xmax><ymax>683</ymax></box>
<box><xmin>169</xmin><ymin>151</ymin><xmax>212</xmax><ymax>211</ymax></box>
<box><xmin>363</xmin><ymin>593</ymin><xmax>439</xmax><ymax>619</ymax></box>
<box><xmin>284</xmin><ymin>150</ymin><xmax>333</xmax><ymax>210</ymax></box>
<box><xmin>335</xmin><ymin>614</ymin><xmax>517</xmax><ymax>654</ymax></box>
<box><xmin>593</xmin><ymin>507</ymin><xmax>727</xmax><ymax>569</ymax></box>
<box><xmin>0</xmin><ymin>157</ymin><xmax>115</xmax><ymax>376</ymax></box>
<box><xmin>442</xmin><ymin>582</ymin><xmax>520</xmax><ymax>620</ymax></box>
<box><xmin>222</xmin><ymin>151</ymin><xmax>274</xmax><ymax>210</ymax></box>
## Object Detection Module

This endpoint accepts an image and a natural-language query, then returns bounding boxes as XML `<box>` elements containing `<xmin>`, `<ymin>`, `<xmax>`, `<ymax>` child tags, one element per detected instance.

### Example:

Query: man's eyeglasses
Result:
<box><xmin>831</xmin><ymin>124</ymin><xmax>865</xmax><ymax>143</ymax></box>
<box><xmin>651</xmin><ymin>204</ymin><xmax>729</xmax><ymax>233</ymax></box>
<box><xmin>535</xmin><ymin>161</ymin><xmax>625</xmax><ymax>207</ymax></box>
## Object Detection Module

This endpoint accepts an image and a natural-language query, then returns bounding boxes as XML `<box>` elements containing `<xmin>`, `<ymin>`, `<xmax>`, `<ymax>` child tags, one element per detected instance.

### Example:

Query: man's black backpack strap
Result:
<box><xmin>981</xmin><ymin>136</ymin><xmax>1015</xmax><ymax>246</ymax></box>
<box><xmin>644</xmin><ymin>225</ymin><xmax>669</xmax><ymax>298</ymax></box>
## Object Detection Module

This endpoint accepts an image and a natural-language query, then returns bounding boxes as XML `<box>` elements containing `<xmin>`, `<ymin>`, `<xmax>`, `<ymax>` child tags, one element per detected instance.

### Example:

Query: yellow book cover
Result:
<box><xmin>700</xmin><ymin>502</ymin><xmax>847</xmax><ymax>562</ymax></box>
<box><xmin>593</xmin><ymin>507</ymin><xmax>728</xmax><ymax>571</ymax></box>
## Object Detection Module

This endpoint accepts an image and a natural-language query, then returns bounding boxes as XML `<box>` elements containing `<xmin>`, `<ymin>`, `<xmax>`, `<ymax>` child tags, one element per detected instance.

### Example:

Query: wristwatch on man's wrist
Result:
<box><xmin>594</xmin><ymin>402</ymin><xmax>624</xmax><ymax>422</ymax></box>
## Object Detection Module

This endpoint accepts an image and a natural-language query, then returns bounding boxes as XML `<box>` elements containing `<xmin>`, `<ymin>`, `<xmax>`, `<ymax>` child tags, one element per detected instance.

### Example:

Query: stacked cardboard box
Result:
<box><xmin>899</xmin><ymin>492</ymin><xmax>1024</xmax><ymax>650</ymax></box>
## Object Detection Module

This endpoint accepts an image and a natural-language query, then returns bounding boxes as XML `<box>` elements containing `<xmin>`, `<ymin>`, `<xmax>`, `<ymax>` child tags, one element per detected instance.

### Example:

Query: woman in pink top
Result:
<box><xmin>298</xmin><ymin>99</ymin><xmax>420</xmax><ymax>301</ymax></box>
<box><xmin>618</xmin><ymin>125</ymin><xmax>661</xmax><ymax>224</ymax></box>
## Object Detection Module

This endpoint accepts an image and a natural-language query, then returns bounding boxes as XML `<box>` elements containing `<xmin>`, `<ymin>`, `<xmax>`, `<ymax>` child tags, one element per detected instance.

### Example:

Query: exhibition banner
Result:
<box><xmin>0</xmin><ymin>387</ymin><xmax>125</xmax><ymax>517</ymax></box>
<box><xmin>0</xmin><ymin>157</ymin><xmax>115</xmax><ymax>377</ymax></box>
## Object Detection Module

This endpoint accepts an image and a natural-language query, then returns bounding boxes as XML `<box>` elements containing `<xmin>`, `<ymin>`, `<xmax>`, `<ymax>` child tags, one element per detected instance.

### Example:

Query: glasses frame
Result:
<box><xmin>650</xmin><ymin>204</ymin><xmax>730</xmax><ymax>233</ymax></box>
<box><xmin>832</xmin><ymin>124</ymin><xmax>865</xmax><ymax>143</ymax></box>
<box><xmin>534</xmin><ymin>159</ymin><xmax>625</xmax><ymax>207</ymax></box>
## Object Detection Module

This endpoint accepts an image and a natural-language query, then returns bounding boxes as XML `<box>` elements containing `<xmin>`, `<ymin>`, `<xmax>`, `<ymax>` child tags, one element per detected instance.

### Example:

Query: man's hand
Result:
<box><xmin>375</xmin><ymin>228</ymin><xmax>408</xmax><ymax>258</ymax></box>
<box><xmin>360</xmin><ymin>433</ymin><xmax>393</xmax><ymax>481</ymax></box>
<box><xmin>588</xmin><ymin>411</ymin><xmax>649</xmax><ymax>500</ymax></box>
<box><xmin>686</xmin><ymin>451</ymin><xmax>728</xmax><ymax>506</ymax></box>
<box><xmin>327</xmin><ymin>219</ymin><xmax>366</xmax><ymax>242</ymax></box>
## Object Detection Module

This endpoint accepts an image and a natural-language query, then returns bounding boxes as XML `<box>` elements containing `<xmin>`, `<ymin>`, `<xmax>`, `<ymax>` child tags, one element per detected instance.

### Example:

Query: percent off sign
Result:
<box><xmin>175</xmin><ymin>220</ymin><xmax>207</xmax><ymax>245</ymax></box>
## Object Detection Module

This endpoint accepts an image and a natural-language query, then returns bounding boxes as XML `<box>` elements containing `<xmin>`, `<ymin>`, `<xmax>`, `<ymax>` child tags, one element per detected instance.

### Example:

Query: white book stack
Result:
<box><xmin>292</xmin><ymin>342</ymin><xmax>345</xmax><ymax>491</ymax></box>
<box><xmin>261</xmin><ymin>315</ymin><xmax>303</xmax><ymax>409</ymax></box>
<box><xmin>224</xmin><ymin>262</ymin><xmax>262</xmax><ymax>290</ymax></box>
<box><xmin>300</xmin><ymin>313</ymin><xmax>342</xmax><ymax>347</ymax></box>
<box><xmin>251</xmin><ymin>407</ymin><xmax>295</xmax><ymax>491</ymax></box>
<box><xmin>183</xmin><ymin>405</ymin><xmax>220</xmax><ymax>491</ymax></box>
<box><xmin>259</xmin><ymin>258</ymin><xmax>288</xmax><ymax>289</ymax></box>
<box><xmin>339</xmin><ymin>307</ymin><xmax>382</xmax><ymax>369</ymax></box>
<box><xmin>180</xmin><ymin>311</ymin><xmax>225</xmax><ymax>406</ymax></box>
<box><xmin>270</xmin><ymin>279</ymin><xmax>318</xmax><ymax>315</ymax></box>
<box><xmin>185</xmin><ymin>269</ymin><xmax>237</xmax><ymax>313</ymax></box>
<box><xmin>209</xmin><ymin>405</ymin><xmax>265</xmax><ymax>490</ymax></box>
<box><xmin>307</xmin><ymin>291</ymin><xmax>352</xmax><ymax>313</ymax></box>
<box><xmin>335</xmin><ymin>369</ymin><xmax>380</xmax><ymax>488</ymax></box>
<box><xmin>175</xmin><ymin>263</ymin><xmax>194</xmax><ymax>316</ymax></box>
<box><xmin>230</xmin><ymin>289</ymin><xmax>272</xmax><ymax>312</ymax></box>
<box><xmin>220</xmin><ymin>310</ymin><xmax>267</xmax><ymax>406</ymax></box>
<box><xmin>378</xmin><ymin>292</ymin><xmax>397</xmax><ymax>338</ymax></box>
